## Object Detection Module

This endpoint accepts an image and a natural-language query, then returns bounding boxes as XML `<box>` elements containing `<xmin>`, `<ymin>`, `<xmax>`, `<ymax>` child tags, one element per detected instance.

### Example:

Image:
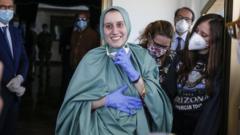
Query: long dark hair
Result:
<box><xmin>178</xmin><ymin>14</ymin><xmax>224</xmax><ymax>94</ymax></box>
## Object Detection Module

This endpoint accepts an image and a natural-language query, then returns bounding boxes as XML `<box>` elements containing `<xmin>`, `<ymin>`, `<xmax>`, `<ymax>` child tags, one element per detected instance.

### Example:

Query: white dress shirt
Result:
<box><xmin>170</xmin><ymin>32</ymin><xmax>188</xmax><ymax>51</ymax></box>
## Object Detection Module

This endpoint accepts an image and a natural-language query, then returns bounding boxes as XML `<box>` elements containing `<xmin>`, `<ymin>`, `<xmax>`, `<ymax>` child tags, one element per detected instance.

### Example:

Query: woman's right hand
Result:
<box><xmin>114</xmin><ymin>48</ymin><xmax>140</xmax><ymax>82</ymax></box>
<box><xmin>105</xmin><ymin>84</ymin><xmax>142</xmax><ymax>115</ymax></box>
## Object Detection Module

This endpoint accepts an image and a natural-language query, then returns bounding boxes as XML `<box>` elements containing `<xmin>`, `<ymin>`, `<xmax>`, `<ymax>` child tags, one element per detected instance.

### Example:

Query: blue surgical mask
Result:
<box><xmin>76</xmin><ymin>20</ymin><xmax>88</xmax><ymax>31</ymax></box>
<box><xmin>0</xmin><ymin>9</ymin><xmax>14</xmax><ymax>24</ymax></box>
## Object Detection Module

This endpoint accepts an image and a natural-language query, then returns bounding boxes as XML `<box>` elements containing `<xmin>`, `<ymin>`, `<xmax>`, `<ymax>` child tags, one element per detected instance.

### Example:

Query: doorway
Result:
<box><xmin>16</xmin><ymin>1</ymin><xmax>102</xmax><ymax>134</ymax></box>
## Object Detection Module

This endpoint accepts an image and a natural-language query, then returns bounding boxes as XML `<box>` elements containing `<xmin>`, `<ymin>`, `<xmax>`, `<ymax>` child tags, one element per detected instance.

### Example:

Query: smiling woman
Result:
<box><xmin>55</xmin><ymin>6</ymin><xmax>173</xmax><ymax>135</ymax></box>
<box><xmin>103</xmin><ymin>10</ymin><xmax>128</xmax><ymax>48</ymax></box>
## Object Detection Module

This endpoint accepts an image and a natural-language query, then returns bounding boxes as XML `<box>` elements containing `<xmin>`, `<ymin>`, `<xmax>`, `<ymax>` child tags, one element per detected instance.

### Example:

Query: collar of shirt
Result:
<box><xmin>0</xmin><ymin>21</ymin><xmax>8</xmax><ymax>28</ymax></box>
<box><xmin>173</xmin><ymin>32</ymin><xmax>188</xmax><ymax>42</ymax></box>
<box><xmin>170</xmin><ymin>32</ymin><xmax>189</xmax><ymax>51</ymax></box>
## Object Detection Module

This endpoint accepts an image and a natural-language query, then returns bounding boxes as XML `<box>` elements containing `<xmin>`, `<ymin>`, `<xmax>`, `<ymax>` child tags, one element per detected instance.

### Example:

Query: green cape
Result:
<box><xmin>56</xmin><ymin>44</ymin><xmax>172</xmax><ymax>135</ymax></box>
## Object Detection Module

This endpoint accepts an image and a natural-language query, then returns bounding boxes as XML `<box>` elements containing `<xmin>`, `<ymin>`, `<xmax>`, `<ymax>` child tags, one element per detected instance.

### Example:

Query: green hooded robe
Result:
<box><xmin>55</xmin><ymin>6</ymin><xmax>172</xmax><ymax>135</ymax></box>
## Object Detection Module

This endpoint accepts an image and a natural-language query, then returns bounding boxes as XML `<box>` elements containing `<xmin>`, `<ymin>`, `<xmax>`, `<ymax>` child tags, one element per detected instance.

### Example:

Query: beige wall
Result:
<box><xmin>228</xmin><ymin>0</ymin><xmax>240</xmax><ymax>134</ymax></box>
<box><xmin>111</xmin><ymin>0</ymin><xmax>206</xmax><ymax>44</ymax></box>
<box><xmin>112</xmin><ymin>0</ymin><xmax>177</xmax><ymax>43</ymax></box>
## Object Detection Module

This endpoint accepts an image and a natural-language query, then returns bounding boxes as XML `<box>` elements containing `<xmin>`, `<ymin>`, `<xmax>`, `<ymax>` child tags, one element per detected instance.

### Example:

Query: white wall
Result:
<box><xmin>179</xmin><ymin>0</ymin><xmax>209</xmax><ymax>17</ymax></box>
<box><xmin>112</xmin><ymin>0</ymin><xmax>207</xmax><ymax>44</ymax></box>
<box><xmin>113</xmin><ymin>0</ymin><xmax>177</xmax><ymax>43</ymax></box>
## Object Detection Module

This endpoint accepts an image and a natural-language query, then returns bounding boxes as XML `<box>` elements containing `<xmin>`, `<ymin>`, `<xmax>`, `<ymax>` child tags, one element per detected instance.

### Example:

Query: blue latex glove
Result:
<box><xmin>114</xmin><ymin>48</ymin><xmax>140</xmax><ymax>82</ymax></box>
<box><xmin>105</xmin><ymin>85</ymin><xmax>142</xmax><ymax>115</ymax></box>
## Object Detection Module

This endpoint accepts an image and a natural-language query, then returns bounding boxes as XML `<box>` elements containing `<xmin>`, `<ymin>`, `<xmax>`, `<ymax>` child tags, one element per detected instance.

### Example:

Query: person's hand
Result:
<box><xmin>6</xmin><ymin>75</ymin><xmax>25</xmax><ymax>97</ymax></box>
<box><xmin>6</xmin><ymin>85</ymin><xmax>26</xmax><ymax>97</ymax></box>
<box><xmin>6</xmin><ymin>75</ymin><xmax>24</xmax><ymax>89</ymax></box>
<box><xmin>114</xmin><ymin>48</ymin><xmax>140</xmax><ymax>82</ymax></box>
<box><xmin>15</xmin><ymin>86</ymin><xmax>26</xmax><ymax>97</ymax></box>
<box><xmin>105</xmin><ymin>84</ymin><xmax>142</xmax><ymax>115</ymax></box>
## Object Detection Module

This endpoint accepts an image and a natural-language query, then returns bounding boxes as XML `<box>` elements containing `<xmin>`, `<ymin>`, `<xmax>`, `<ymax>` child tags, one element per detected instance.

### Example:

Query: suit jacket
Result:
<box><xmin>0</xmin><ymin>25</ymin><xmax>29</xmax><ymax>86</ymax></box>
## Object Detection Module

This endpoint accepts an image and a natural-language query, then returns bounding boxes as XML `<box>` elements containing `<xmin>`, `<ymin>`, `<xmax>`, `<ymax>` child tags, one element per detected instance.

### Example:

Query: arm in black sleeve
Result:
<box><xmin>165</xmin><ymin>56</ymin><xmax>180</xmax><ymax>103</ymax></box>
<box><xmin>193</xmin><ymin>69</ymin><xmax>223</xmax><ymax>135</ymax></box>
<box><xmin>18</xmin><ymin>39</ymin><xmax>29</xmax><ymax>80</ymax></box>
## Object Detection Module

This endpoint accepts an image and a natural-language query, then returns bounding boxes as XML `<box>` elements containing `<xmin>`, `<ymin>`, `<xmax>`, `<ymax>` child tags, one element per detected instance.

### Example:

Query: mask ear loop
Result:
<box><xmin>123</xmin><ymin>44</ymin><xmax>130</xmax><ymax>54</ymax></box>
<box><xmin>105</xmin><ymin>45</ymin><xmax>116</xmax><ymax>59</ymax></box>
<box><xmin>105</xmin><ymin>44</ymin><xmax>130</xmax><ymax>59</ymax></box>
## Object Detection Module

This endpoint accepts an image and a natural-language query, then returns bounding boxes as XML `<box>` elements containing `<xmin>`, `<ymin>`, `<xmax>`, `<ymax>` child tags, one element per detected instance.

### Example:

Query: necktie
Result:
<box><xmin>176</xmin><ymin>37</ymin><xmax>182</xmax><ymax>52</ymax></box>
<box><xmin>2</xmin><ymin>27</ymin><xmax>13</xmax><ymax>58</ymax></box>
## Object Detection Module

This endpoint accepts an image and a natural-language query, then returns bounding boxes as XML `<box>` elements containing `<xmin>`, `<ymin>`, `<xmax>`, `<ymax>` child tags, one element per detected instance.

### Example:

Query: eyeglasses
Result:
<box><xmin>77</xmin><ymin>17</ymin><xmax>87</xmax><ymax>21</ymax></box>
<box><xmin>0</xmin><ymin>5</ymin><xmax>14</xmax><ymax>10</ymax></box>
<box><xmin>226</xmin><ymin>18</ymin><xmax>240</xmax><ymax>39</ymax></box>
<box><xmin>153</xmin><ymin>40</ymin><xmax>170</xmax><ymax>48</ymax></box>
<box><xmin>175</xmin><ymin>15</ymin><xmax>192</xmax><ymax>23</ymax></box>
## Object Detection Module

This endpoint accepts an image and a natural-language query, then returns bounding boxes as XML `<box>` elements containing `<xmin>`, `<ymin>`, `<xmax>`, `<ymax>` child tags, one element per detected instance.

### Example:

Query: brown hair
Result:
<box><xmin>138</xmin><ymin>20</ymin><xmax>174</xmax><ymax>49</ymax></box>
<box><xmin>174</xmin><ymin>7</ymin><xmax>195</xmax><ymax>22</ymax></box>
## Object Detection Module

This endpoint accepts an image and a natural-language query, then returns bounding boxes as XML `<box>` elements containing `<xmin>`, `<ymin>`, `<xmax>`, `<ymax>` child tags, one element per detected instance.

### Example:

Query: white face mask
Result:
<box><xmin>188</xmin><ymin>32</ymin><xmax>208</xmax><ymax>50</ymax></box>
<box><xmin>175</xmin><ymin>19</ymin><xmax>189</xmax><ymax>34</ymax></box>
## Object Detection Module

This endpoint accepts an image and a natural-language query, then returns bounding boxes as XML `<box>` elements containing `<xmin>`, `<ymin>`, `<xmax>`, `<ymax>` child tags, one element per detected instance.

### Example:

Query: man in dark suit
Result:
<box><xmin>170</xmin><ymin>7</ymin><xmax>195</xmax><ymax>53</ymax></box>
<box><xmin>0</xmin><ymin>0</ymin><xmax>29</xmax><ymax>134</ymax></box>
